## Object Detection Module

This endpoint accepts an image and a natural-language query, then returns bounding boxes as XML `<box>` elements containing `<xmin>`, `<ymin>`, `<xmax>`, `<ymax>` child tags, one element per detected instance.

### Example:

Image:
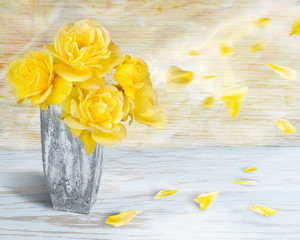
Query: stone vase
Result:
<box><xmin>40</xmin><ymin>105</ymin><xmax>104</xmax><ymax>214</ymax></box>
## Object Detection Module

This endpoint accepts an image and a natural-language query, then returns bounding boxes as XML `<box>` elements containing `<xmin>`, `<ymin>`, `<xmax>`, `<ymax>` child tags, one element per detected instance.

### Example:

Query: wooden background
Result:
<box><xmin>1</xmin><ymin>0</ymin><xmax>300</xmax><ymax>149</ymax></box>
<box><xmin>1</xmin><ymin>0</ymin><xmax>300</xmax><ymax>239</ymax></box>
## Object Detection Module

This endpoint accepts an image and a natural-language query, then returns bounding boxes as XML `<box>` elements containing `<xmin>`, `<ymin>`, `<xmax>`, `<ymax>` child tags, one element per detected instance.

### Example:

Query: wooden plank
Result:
<box><xmin>0</xmin><ymin>147</ymin><xmax>299</xmax><ymax>239</ymax></box>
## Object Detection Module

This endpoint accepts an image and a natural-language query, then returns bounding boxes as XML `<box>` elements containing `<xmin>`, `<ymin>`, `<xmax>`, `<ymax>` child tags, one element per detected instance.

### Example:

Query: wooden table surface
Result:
<box><xmin>1</xmin><ymin>0</ymin><xmax>300</xmax><ymax>239</ymax></box>
<box><xmin>0</xmin><ymin>147</ymin><xmax>300</xmax><ymax>239</ymax></box>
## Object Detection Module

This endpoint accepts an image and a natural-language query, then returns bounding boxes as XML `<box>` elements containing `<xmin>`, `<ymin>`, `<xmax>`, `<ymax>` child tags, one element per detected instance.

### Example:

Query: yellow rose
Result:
<box><xmin>44</xmin><ymin>19</ymin><xmax>123</xmax><ymax>82</ymax></box>
<box><xmin>133</xmin><ymin>80</ymin><xmax>167</xmax><ymax>129</ymax></box>
<box><xmin>113</xmin><ymin>55</ymin><xmax>149</xmax><ymax>99</ymax></box>
<box><xmin>5</xmin><ymin>51</ymin><xmax>72</xmax><ymax>109</ymax></box>
<box><xmin>61</xmin><ymin>85</ymin><xmax>127</xmax><ymax>154</ymax></box>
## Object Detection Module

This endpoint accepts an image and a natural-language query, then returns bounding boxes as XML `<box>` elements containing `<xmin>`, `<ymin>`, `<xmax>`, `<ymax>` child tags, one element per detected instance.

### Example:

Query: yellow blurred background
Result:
<box><xmin>1</xmin><ymin>0</ymin><xmax>300</xmax><ymax>149</ymax></box>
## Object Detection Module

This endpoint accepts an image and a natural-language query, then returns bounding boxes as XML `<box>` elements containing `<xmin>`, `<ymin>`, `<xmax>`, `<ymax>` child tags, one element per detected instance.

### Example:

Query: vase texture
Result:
<box><xmin>40</xmin><ymin>105</ymin><xmax>104</xmax><ymax>214</ymax></box>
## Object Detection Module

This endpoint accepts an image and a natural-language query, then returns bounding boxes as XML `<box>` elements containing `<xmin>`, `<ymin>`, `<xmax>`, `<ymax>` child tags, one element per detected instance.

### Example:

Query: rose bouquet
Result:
<box><xmin>5</xmin><ymin>19</ymin><xmax>166</xmax><ymax>154</ymax></box>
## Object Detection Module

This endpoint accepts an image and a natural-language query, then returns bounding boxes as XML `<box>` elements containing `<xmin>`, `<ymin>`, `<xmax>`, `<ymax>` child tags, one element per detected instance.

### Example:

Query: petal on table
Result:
<box><xmin>105</xmin><ymin>210</ymin><xmax>139</xmax><ymax>227</ymax></box>
<box><xmin>250</xmin><ymin>205</ymin><xmax>278</xmax><ymax>216</ymax></box>
<box><xmin>188</xmin><ymin>50</ymin><xmax>200</xmax><ymax>56</ymax></box>
<box><xmin>153</xmin><ymin>190</ymin><xmax>178</xmax><ymax>199</ymax></box>
<box><xmin>244</xmin><ymin>167</ymin><xmax>258</xmax><ymax>173</ymax></box>
<box><xmin>233</xmin><ymin>180</ymin><xmax>257</xmax><ymax>185</ymax></box>
<box><xmin>193</xmin><ymin>191</ymin><xmax>219</xmax><ymax>210</ymax></box>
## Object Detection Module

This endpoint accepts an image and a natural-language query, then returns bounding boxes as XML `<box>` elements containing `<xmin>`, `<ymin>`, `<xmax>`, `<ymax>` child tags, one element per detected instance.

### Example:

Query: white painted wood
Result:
<box><xmin>0</xmin><ymin>147</ymin><xmax>299</xmax><ymax>239</ymax></box>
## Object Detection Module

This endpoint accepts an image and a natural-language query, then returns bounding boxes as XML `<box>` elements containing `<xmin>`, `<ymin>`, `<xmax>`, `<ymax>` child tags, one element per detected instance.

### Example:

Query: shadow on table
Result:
<box><xmin>10</xmin><ymin>171</ymin><xmax>52</xmax><ymax>209</ymax></box>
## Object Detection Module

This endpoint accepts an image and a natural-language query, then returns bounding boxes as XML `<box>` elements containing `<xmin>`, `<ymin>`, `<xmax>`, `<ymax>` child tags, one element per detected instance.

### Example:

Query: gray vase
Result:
<box><xmin>40</xmin><ymin>105</ymin><xmax>104</xmax><ymax>214</ymax></box>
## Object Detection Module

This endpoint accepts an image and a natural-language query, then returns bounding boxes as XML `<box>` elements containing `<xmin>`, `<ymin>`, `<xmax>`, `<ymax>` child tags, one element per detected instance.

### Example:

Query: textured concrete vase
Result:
<box><xmin>40</xmin><ymin>105</ymin><xmax>104</xmax><ymax>214</ymax></box>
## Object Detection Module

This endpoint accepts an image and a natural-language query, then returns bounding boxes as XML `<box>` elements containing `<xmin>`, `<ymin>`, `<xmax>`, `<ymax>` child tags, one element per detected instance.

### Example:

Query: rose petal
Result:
<box><xmin>219</xmin><ymin>43</ymin><xmax>233</xmax><ymax>57</ymax></box>
<box><xmin>202</xmin><ymin>96</ymin><xmax>215</xmax><ymax>109</ymax></box>
<box><xmin>105</xmin><ymin>210</ymin><xmax>139</xmax><ymax>227</ymax></box>
<box><xmin>91</xmin><ymin>123</ymin><xmax>127</xmax><ymax>145</ymax></box>
<box><xmin>31</xmin><ymin>85</ymin><xmax>53</xmax><ymax>106</ymax></box>
<box><xmin>188</xmin><ymin>50</ymin><xmax>200</xmax><ymax>56</ymax></box>
<box><xmin>255</xmin><ymin>17</ymin><xmax>271</xmax><ymax>28</ymax></box>
<box><xmin>53</xmin><ymin>64</ymin><xmax>93</xmax><ymax>82</ymax></box>
<box><xmin>193</xmin><ymin>191</ymin><xmax>219</xmax><ymax>210</ymax></box>
<box><xmin>47</xmin><ymin>76</ymin><xmax>73</xmax><ymax>105</ymax></box>
<box><xmin>167</xmin><ymin>66</ymin><xmax>194</xmax><ymax>89</ymax></box>
<box><xmin>80</xmin><ymin>131</ymin><xmax>97</xmax><ymax>155</ymax></box>
<box><xmin>267</xmin><ymin>63</ymin><xmax>297</xmax><ymax>80</ymax></box>
<box><xmin>73</xmin><ymin>77</ymin><xmax>105</xmax><ymax>90</ymax></box>
<box><xmin>220</xmin><ymin>86</ymin><xmax>248</xmax><ymax>119</ymax></box>
<box><xmin>250</xmin><ymin>205</ymin><xmax>278</xmax><ymax>216</ymax></box>
<box><xmin>244</xmin><ymin>167</ymin><xmax>258</xmax><ymax>173</ymax></box>
<box><xmin>233</xmin><ymin>180</ymin><xmax>257</xmax><ymax>185</ymax></box>
<box><xmin>250</xmin><ymin>40</ymin><xmax>265</xmax><ymax>52</ymax></box>
<box><xmin>276</xmin><ymin>119</ymin><xmax>296</xmax><ymax>134</ymax></box>
<box><xmin>203</xmin><ymin>75</ymin><xmax>219</xmax><ymax>79</ymax></box>
<box><xmin>63</xmin><ymin>115</ymin><xmax>98</xmax><ymax>132</ymax></box>
<box><xmin>153</xmin><ymin>190</ymin><xmax>178</xmax><ymax>200</ymax></box>
<box><xmin>289</xmin><ymin>15</ymin><xmax>300</xmax><ymax>36</ymax></box>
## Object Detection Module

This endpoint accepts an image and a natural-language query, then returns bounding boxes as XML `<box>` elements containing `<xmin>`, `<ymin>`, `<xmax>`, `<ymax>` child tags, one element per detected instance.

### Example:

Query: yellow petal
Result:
<box><xmin>289</xmin><ymin>15</ymin><xmax>300</xmax><ymax>36</ymax></box>
<box><xmin>233</xmin><ymin>180</ymin><xmax>257</xmax><ymax>185</ymax></box>
<box><xmin>134</xmin><ymin>105</ymin><xmax>167</xmax><ymax>129</ymax></box>
<box><xmin>167</xmin><ymin>66</ymin><xmax>194</xmax><ymax>89</ymax></box>
<box><xmin>244</xmin><ymin>167</ymin><xmax>258</xmax><ymax>173</ymax></box>
<box><xmin>69</xmin><ymin>128</ymin><xmax>82</xmax><ymax>138</ymax></box>
<box><xmin>153</xmin><ymin>190</ymin><xmax>178</xmax><ymax>200</ymax></box>
<box><xmin>203</xmin><ymin>75</ymin><xmax>219</xmax><ymax>79</ymax></box>
<box><xmin>220</xmin><ymin>86</ymin><xmax>248</xmax><ymax>119</ymax></box>
<box><xmin>276</xmin><ymin>119</ymin><xmax>296</xmax><ymax>134</ymax></box>
<box><xmin>63</xmin><ymin>115</ymin><xmax>97</xmax><ymax>132</ymax></box>
<box><xmin>250</xmin><ymin>40</ymin><xmax>265</xmax><ymax>52</ymax></box>
<box><xmin>73</xmin><ymin>77</ymin><xmax>105</xmax><ymax>90</ymax></box>
<box><xmin>80</xmin><ymin>131</ymin><xmax>97</xmax><ymax>155</ymax></box>
<box><xmin>105</xmin><ymin>210</ymin><xmax>139</xmax><ymax>227</ymax></box>
<box><xmin>53</xmin><ymin>64</ymin><xmax>93</xmax><ymax>82</ymax></box>
<box><xmin>255</xmin><ymin>17</ymin><xmax>271</xmax><ymax>28</ymax></box>
<box><xmin>250</xmin><ymin>205</ymin><xmax>278</xmax><ymax>216</ymax></box>
<box><xmin>219</xmin><ymin>43</ymin><xmax>233</xmax><ymax>57</ymax></box>
<box><xmin>91</xmin><ymin>124</ymin><xmax>127</xmax><ymax>145</ymax></box>
<box><xmin>193</xmin><ymin>191</ymin><xmax>219</xmax><ymax>210</ymax></box>
<box><xmin>267</xmin><ymin>63</ymin><xmax>297</xmax><ymax>80</ymax></box>
<box><xmin>202</xmin><ymin>96</ymin><xmax>215</xmax><ymax>109</ymax></box>
<box><xmin>47</xmin><ymin>76</ymin><xmax>73</xmax><ymax>105</ymax></box>
<box><xmin>31</xmin><ymin>85</ymin><xmax>53</xmax><ymax>106</ymax></box>
<box><xmin>188</xmin><ymin>50</ymin><xmax>200</xmax><ymax>56</ymax></box>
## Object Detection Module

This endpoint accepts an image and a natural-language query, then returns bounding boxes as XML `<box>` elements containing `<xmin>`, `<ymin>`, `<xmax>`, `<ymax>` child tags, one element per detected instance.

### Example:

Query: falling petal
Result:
<box><xmin>233</xmin><ymin>180</ymin><xmax>257</xmax><ymax>185</ymax></box>
<box><xmin>188</xmin><ymin>50</ymin><xmax>200</xmax><ymax>56</ymax></box>
<box><xmin>219</xmin><ymin>43</ymin><xmax>233</xmax><ymax>57</ymax></box>
<box><xmin>255</xmin><ymin>17</ymin><xmax>271</xmax><ymax>28</ymax></box>
<box><xmin>167</xmin><ymin>66</ymin><xmax>194</xmax><ymax>89</ymax></box>
<box><xmin>250</xmin><ymin>205</ymin><xmax>278</xmax><ymax>216</ymax></box>
<box><xmin>153</xmin><ymin>189</ymin><xmax>178</xmax><ymax>199</ymax></box>
<box><xmin>203</xmin><ymin>75</ymin><xmax>219</xmax><ymax>79</ymax></box>
<box><xmin>267</xmin><ymin>63</ymin><xmax>297</xmax><ymax>80</ymax></box>
<box><xmin>276</xmin><ymin>119</ymin><xmax>296</xmax><ymax>134</ymax></box>
<box><xmin>202</xmin><ymin>96</ymin><xmax>215</xmax><ymax>109</ymax></box>
<box><xmin>244</xmin><ymin>167</ymin><xmax>258</xmax><ymax>173</ymax></box>
<box><xmin>250</xmin><ymin>40</ymin><xmax>265</xmax><ymax>52</ymax></box>
<box><xmin>289</xmin><ymin>15</ymin><xmax>300</xmax><ymax>36</ymax></box>
<box><xmin>105</xmin><ymin>210</ymin><xmax>139</xmax><ymax>227</ymax></box>
<box><xmin>193</xmin><ymin>191</ymin><xmax>219</xmax><ymax>210</ymax></box>
<box><xmin>220</xmin><ymin>86</ymin><xmax>248</xmax><ymax>119</ymax></box>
